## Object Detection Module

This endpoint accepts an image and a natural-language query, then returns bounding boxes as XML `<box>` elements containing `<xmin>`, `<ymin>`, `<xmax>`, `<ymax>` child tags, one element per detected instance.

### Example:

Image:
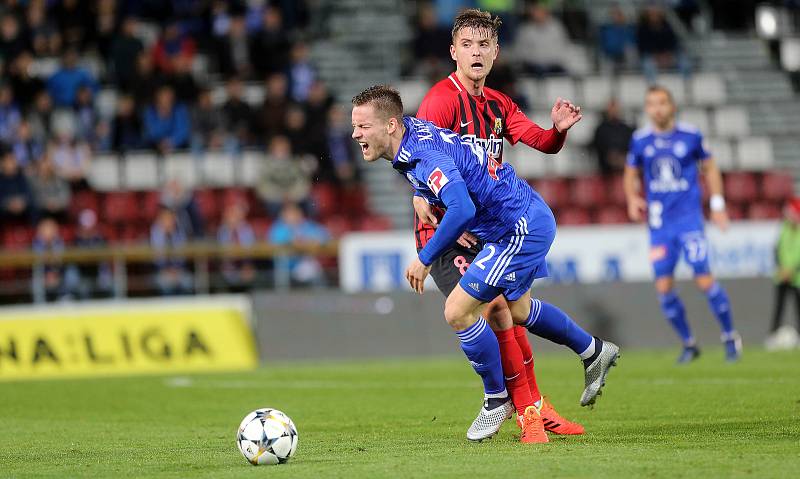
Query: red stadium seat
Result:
<box><xmin>723</xmin><ymin>172</ymin><xmax>758</xmax><ymax>204</ymax></box>
<box><xmin>322</xmin><ymin>215</ymin><xmax>350</xmax><ymax>238</ymax></box>
<box><xmin>194</xmin><ymin>188</ymin><xmax>221</xmax><ymax>224</ymax></box>
<box><xmin>358</xmin><ymin>215</ymin><xmax>392</xmax><ymax>231</ymax></box>
<box><xmin>140</xmin><ymin>191</ymin><xmax>162</xmax><ymax>222</ymax></box>
<box><xmin>250</xmin><ymin>217</ymin><xmax>273</xmax><ymax>239</ymax></box>
<box><xmin>605</xmin><ymin>175</ymin><xmax>627</xmax><ymax>207</ymax></box>
<box><xmin>103</xmin><ymin>192</ymin><xmax>139</xmax><ymax>224</ymax></box>
<box><xmin>571</xmin><ymin>175</ymin><xmax>607</xmax><ymax>208</ymax></box>
<box><xmin>556</xmin><ymin>208</ymin><xmax>592</xmax><ymax>225</ymax></box>
<box><xmin>341</xmin><ymin>186</ymin><xmax>368</xmax><ymax>216</ymax></box>
<box><xmin>221</xmin><ymin>188</ymin><xmax>250</xmax><ymax>209</ymax></box>
<box><xmin>595</xmin><ymin>207</ymin><xmax>629</xmax><ymax>224</ymax></box>
<box><xmin>3</xmin><ymin>225</ymin><xmax>34</xmax><ymax>250</ymax></box>
<box><xmin>119</xmin><ymin>223</ymin><xmax>149</xmax><ymax>244</ymax></box>
<box><xmin>310</xmin><ymin>183</ymin><xmax>340</xmax><ymax>218</ymax></box>
<box><xmin>69</xmin><ymin>190</ymin><xmax>100</xmax><ymax>219</ymax></box>
<box><xmin>760</xmin><ymin>171</ymin><xmax>795</xmax><ymax>203</ymax></box>
<box><xmin>725</xmin><ymin>203</ymin><xmax>745</xmax><ymax>221</ymax></box>
<box><xmin>532</xmin><ymin>178</ymin><xmax>570</xmax><ymax>210</ymax></box>
<box><xmin>748</xmin><ymin>202</ymin><xmax>782</xmax><ymax>220</ymax></box>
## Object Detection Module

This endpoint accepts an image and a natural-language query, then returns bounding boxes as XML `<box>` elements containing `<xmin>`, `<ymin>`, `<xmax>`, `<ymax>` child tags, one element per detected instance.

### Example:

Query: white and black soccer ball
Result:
<box><xmin>236</xmin><ymin>408</ymin><xmax>298</xmax><ymax>465</ymax></box>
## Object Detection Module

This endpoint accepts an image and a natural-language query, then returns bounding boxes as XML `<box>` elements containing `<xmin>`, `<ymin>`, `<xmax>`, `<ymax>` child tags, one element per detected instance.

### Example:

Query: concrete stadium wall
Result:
<box><xmin>252</xmin><ymin>278</ymin><xmax>778</xmax><ymax>361</ymax></box>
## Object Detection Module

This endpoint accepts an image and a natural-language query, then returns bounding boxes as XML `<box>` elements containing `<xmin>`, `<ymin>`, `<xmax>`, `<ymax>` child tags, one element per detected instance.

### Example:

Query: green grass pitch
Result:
<box><xmin>2</xmin><ymin>348</ymin><xmax>799</xmax><ymax>478</ymax></box>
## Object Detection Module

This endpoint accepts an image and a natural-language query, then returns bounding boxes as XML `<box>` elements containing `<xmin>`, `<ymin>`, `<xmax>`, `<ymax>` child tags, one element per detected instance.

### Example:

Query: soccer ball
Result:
<box><xmin>236</xmin><ymin>408</ymin><xmax>298</xmax><ymax>465</ymax></box>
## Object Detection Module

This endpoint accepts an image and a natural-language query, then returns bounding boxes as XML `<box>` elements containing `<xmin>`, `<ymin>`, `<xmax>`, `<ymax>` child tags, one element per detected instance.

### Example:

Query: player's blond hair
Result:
<box><xmin>352</xmin><ymin>85</ymin><xmax>404</xmax><ymax>121</ymax></box>
<box><xmin>451</xmin><ymin>8</ymin><xmax>502</xmax><ymax>41</ymax></box>
<box><xmin>646</xmin><ymin>85</ymin><xmax>676</xmax><ymax>106</ymax></box>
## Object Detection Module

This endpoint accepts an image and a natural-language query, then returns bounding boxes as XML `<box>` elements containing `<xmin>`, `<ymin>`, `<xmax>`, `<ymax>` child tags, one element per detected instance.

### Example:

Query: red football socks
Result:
<box><xmin>514</xmin><ymin>325</ymin><xmax>542</xmax><ymax>404</ymax></box>
<box><xmin>495</xmin><ymin>327</ymin><xmax>533</xmax><ymax>415</ymax></box>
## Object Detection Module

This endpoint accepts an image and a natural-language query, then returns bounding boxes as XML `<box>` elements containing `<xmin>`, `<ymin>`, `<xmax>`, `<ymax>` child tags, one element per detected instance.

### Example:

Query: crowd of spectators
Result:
<box><xmin>0</xmin><ymin>0</ymin><xmax>362</xmax><ymax>299</ymax></box>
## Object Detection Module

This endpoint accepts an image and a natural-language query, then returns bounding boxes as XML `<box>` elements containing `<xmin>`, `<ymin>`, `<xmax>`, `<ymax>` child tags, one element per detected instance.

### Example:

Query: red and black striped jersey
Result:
<box><xmin>413</xmin><ymin>72</ymin><xmax>567</xmax><ymax>250</ymax></box>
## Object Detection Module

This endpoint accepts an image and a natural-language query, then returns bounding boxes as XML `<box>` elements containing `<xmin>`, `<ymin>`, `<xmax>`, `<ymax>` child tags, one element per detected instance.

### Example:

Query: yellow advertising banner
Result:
<box><xmin>0</xmin><ymin>296</ymin><xmax>258</xmax><ymax>381</ymax></box>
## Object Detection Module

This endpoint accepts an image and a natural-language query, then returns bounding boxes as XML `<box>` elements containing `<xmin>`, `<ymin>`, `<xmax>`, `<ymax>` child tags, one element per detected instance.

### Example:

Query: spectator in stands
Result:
<box><xmin>303</xmin><ymin>80</ymin><xmax>333</xmax><ymax>160</ymax></box>
<box><xmin>131</xmin><ymin>52</ymin><xmax>163</xmax><ymax>108</ymax></box>
<box><xmin>284</xmin><ymin>104</ymin><xmax>310</xmax><ymax>155</ymax></box>
<box><xmin>167</xmin><ymin>53</ymin><xmax>200</xmax><ymax>104</ymax></box>
<box><xmin>511</xmin><ymin>3</ymin><xmax>571</xmax><ymax>76</ymax></box>
<box><xmin>191</xmin><ymin>87</ymin><xmax>226</xmax><ymax>154</ymax></box>
<box><xmin>412</xmin><ymin>2</ymin><xmax>452</xmax><ymax>77</ymax></box>
<box><xmin>70</xmin><ymin>208</ymin><xmax>113</xmax><ymax>299</ymax></box>
<box><xmin>8</xmin><ymin>52</ymin><xmax>44</xmax><ymax>112</ymax></box>
<box><xmin>0</xmin><ymin>83</ymin><xmax>22</xmax><ymax>145</ymax></box>
<box><xmin>150</xmin><ymin>206</ymin><xmax>193</xmax><ymax>296</ymax></box>
<box><xmin>636</xmin><ymin>5</ymin><xmax>691</xmax><ymax>83</ymax></box>
<box><xmin>0</xmin><ymin>13</ymin><xmax>25</xmax><ymax>64</ymax></box>
<box><xmin>31</xmin><ymin>217</ymin><xmax>74</xmax><ymax>301</ymax></box>
<box><xmin>12</xmin><ymin>120</ymin><xmax>44</xmax><ymax>171</ymax></box>
<box><xmin>672</xmin><ymin>0</ymin><xmax>701</xmax><ymax>32</ymax></box>
<box><xmin>109</xmin><ymin>16</ymin><xmax>145</xmax><ymax>90</ymax></box>
<box><xmin>268</xmin><ymin>202</ymin><xmax>329</xmax><ymax>287</ymax></box>
<box><xmin>143</xmin><ymin>85</ymin><xmax>191</xmax><ymax>155</ymax></box>
<box><xmin>152</xmin><ymin>20</ymin><xmax>196</xmax><ymax>76</ymax></box>
<box><xmin>46</xmin><ymin>49</ymin><xmax>98</xmax><ymax>108</ymax></box>
<box><xmin>27</xmin><ymin>91</ymin><xmax>53</xmax><ymax>144</ymax></box>
<box><xmin>23</xmin><ymin>2</ymin><xmax>62</xmax><ymax>58</ymax></box>
<box><xmin>29</xmin><ymin>154</ymin><xmax>71</xmax><ymax>223</ymax></box>
<box><xmin>250</xmin><ymin>5</ymin><xmax>291</xmax><ymax>76</ymax></box>
<box><xmin>257</xmin><ymin>73</ymin><xmax>290</xmax><ymax>142</ymax></box>
<box><xmin>0</xmin><ymin>146</ymin><xmax>35</xmax><ymax>223</ymax></box>
<box><xmin>766</xmin><ymin>198</ymin><xmax>800</xmax><ymax>349</ymax></box>
<box><xmin>49</xmin><ymin>125</ymin><xmax>91</xmax><ymax>191</ymax></box>
<box><xmin>159</xmin><ymin>178</ymin><xmax>205</xmax><ymax>239</ymax></box>
<box><xmin>110</xmin><ymin>94</ymin><xmax>143</xmax><ymax>153</ymax></box>
<box><xmin>324</xmin><ymin>105</ymin><xmax>358</xmax><ymax>185</ymax></box>
<box><xmin>592</xmin><ymin>99</ymin><xmax>635</xmax><ymax>176</ymax></box>
<box><xmin>53</xmin><ymin>0</ymin><xmax>92</xmax><ymax>50</ymax></box>
<box><xmin>73</xmin><ymin>85</ymin><xmax>101</xmax><ymax>146</ymax></box>
<box><xmin>221</xmin><ymin>76</ymin><xmax>253</xmax><ymax>152</ymax></box>
<box><xmin>216</xmin><ymin>15</ymin><xmax>252</xmax><ymax>78</ymax></box>
<box><xmin>599</xmin><ymin>5</ymin><xmax>636</xmax><ymax>71</ymax></box>
<box><xmin>286</xmin><ymin>42</ymin><xmax>316</xmax><ymax>103</ymax></box>
<box><xmin>217</xmin><ymin>200</ymin><xmax>257</xmax><ymax>291</ymax></box>
<box><xmin>256</xmin><ymin>135</ymin><xmax>312</xmax><ymax>216</ymax></box>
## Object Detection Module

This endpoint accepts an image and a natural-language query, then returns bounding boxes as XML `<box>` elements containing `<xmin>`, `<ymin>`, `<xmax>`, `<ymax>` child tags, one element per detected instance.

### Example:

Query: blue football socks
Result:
<box><xmin>659</xmin><ymin>290</ymin><xmax>694</xmax><ymax>345</ymax></box>
<box><xmin>456</xmin><ymin>317</ymin><xmax>507</xmax><ymax>397</ymax></box>
<box><xmin>705</xmin><ymin>282</ymin><xmax>735</xmax><ymax>336</ymax></box>
<box><xmin>524</xmin><ymin>299</ymin><xmax>594</xmax><ymax>357</ymax></box>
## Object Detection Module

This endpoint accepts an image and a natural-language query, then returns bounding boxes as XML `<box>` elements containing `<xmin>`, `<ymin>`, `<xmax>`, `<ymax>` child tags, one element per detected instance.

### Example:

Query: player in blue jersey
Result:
<box><xmin>351</xmin><ymin>85</ymin><xmax>620</xmax><ymax>442</ymax></box>
<box><xmin>624</xmin><ymin>85</ymin><xmax>742</xmax><ymax>363</ymax></box>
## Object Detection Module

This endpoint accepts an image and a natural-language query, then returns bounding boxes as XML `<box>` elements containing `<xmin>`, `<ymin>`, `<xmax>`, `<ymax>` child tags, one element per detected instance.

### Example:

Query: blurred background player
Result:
<box><xmin>624</xmin><ymin>85</ymin><xmax>741</xmax><ymax>363</ymax></box>
<box><xmin>414</xmin><ymin>8</ymin><xmax>584</xmax><ymax>436</ymax></box>
<box><xmin>765</xmin><ymin>197</ymin><xmax>800</xmax><ymax>350</ymax></box>
<box><xmin>352</xmin><ymin>85</ymin><xmax>620</xmax><ymax>444</ymax></box>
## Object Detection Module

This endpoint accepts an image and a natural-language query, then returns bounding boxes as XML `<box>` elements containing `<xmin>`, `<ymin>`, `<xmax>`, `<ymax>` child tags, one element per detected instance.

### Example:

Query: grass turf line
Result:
<box><xmin>1</xmin><ymin>348</ymin><xmax>799</xmax><ymax>478</ymax></box>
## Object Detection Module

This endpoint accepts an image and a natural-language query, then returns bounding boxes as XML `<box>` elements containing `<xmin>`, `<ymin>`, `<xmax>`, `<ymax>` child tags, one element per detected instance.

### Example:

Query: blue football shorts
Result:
<box><xmin>649</xmin><ymin>228</ymin><xmax>712</xmax><ymax>278</ymax></box>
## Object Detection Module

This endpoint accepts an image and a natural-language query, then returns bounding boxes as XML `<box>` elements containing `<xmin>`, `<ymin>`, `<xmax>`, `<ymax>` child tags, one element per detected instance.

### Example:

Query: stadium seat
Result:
<box><xmin>557</xmin><ymin>207</ymin><xmax>592</xmax><ymax>225</ymax></box>
<box><xmin>244</xmin><ymin>83</ymin><xmax>266</xmax><ymax>106</ymax></box>
<box><xmin>69</xmin><ymin>190</ymin><xmax>100</xmax><ymax>219</ymax></box>
<box><xmin>690</xmin><ymin>73</ymin><xmax>727</xmax><ymax>106</ymax></box>
<box><xmin>194</xmin><ymin>188</ymin><xmax>221</xmax><ymax>225</ymax></box>
<box><xmin>736</xmin><ymin>137</ymin><xmax>775</xmax><ymax>170</ymax></box>
<box><xmin>605</xmin><ymin>175</ymin><xmax>628</xmax><ymax>207</ymax></box>
<box><xmin>240</xmin><ymin>152</ymin><xmax>262</xmax><ymax>187</ymax></box>
<box><xmin>533</xmin><ymin>178</ymin><xmax>570</xmax><ymax>210</ymax></box>
<box><xmin>679</xmin><ymin>108</ymin><xmax>711</xmax><ymax>134</ymax></box>
<box><xmin>310</xmin><ymin>183</ymin><xmax>340</xmax><ymax>218</ymax></box>
<box><xmin>103</xmin><ymin>191</ymin><xmax>140</xmax><ymax>224</ymax></box>
<box><xmin>250</xmin><ymin>217</ymin><xmax>273</xmax><ymax>239</ymax></box>
<box><xmin>748</xmin><ymin>201</ymin><xmax>782</xmax><ymax>219</ymax></box>
<box><xmin>580</xmin><ymin>76</ymin><xmax>614</xmax><ymax>110</ymax></box>
<box><xmin>518</xmin><ymin>78</ymin><xmax>541</xmax><ymax>109</ymax></box>
<box><xmin>595</xmin><ymin>207</ymin><xmax>629</xmax><ymax>224</ymax></box>
<box><xmin>341</xmin><ymin>186</ymin><xmax>368</xmax><ymax>216</ymax></box>
<box><xmin>658</xmin><ymin>74</ymin><xmax>687</xmax><ymax>105</ymax></box>
<box><xmin>140</xmin><ymin>191</ymin><xmax>163</xmax><ymax>222</ymax></box>
<box><xmin>358</xmin><ymin>215</ymin><xmax>393</xmax><ymax>231</ymax></box>
<box><xmin>510</xmin><ymin>147</ymin><xmax>549</xmax><ymax>178</ymax></box>
<box><xmin>713</xmin><ymin>106</ymin><xmax>750</xmax><ymax>138</ymax></box>
<box><xmin>163</xmin><ymin>153</ymin><xmax>198</xmax><ymax>188</ymax></box>
<box><xmin>723</xmin><ymin>172</ymin><xmax>759</xmax><ymax>204</ymax></box>
<box><xmin>571</xmin><ymin>175</ymin><xmax>607</xmax><ymax>208</ymax></box>
<box><xmin>88</xmin><ymin>155</ymin><xmax>121</xmax><ymax>191</ymax></box>
<box><xmin>566</xmin><ymin>110</ymin><xmax>598</xmax><ymax>146</ymax></box>
<box><xmin>552</xmin><ymin>147</ymin><xmax>594</xmax><ymax>177</ymax></box>
<box><xmin>322</xmin><ymin>215</ymin><xmax>350</xmax><ymax>239</ymax></box>
<box><xmin>3</xmin><ymin>225</ymin><xmax>33</xmax><ymax>250</ymax></box>
<box><xmin>542</xmin><ymin>77</ymin><xmax>577</xmax><ymax>107</ymax></box>
<box><xmin>123</xmin><ymin>153</ymin><xmax>160</xmax><ymax>190</ymax></box>
<box><xmin>704</xmin><ymin>138</ymin><xmax>736</xmax><ymax>170</ymax></box>
<box><xmin>396</xmin><ymin>79</ymin><xmax>431</xmax><ymax>113</ymax></box>
<box><xmin>201</xmin><ymin>153</ymin><xmax>237</xmax><ymax>187</ymax></box>
<box><xmin>96</xmin><ymin>89</ymin><xmax>118</xmax><ymax>119</ymax></box>
<box><xmin>760</xmin><ymin>171</ymin><xmax>796</xmax><ymax>202</ymax></box>
<box><xmin>726</xmin><ymin>203</ymin><xmax>746</xmax><ymax>220</ymax></box>
<box><xmin>118</xmin><ymin>223</ymin><xmax>149</xmax><ymax>244</ymax></box>
<box><xmin>619</xmin><ymin>76</ymin><xmax>648</xmax><ymax>108</ymax></box>
<box><xmin>221</xmin><ymin>188</ymin><xmax>251</xmax><ymax>210</ymax></box>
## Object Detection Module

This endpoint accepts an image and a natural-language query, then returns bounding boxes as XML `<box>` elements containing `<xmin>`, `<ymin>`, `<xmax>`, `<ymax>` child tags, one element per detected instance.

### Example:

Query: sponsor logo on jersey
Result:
<box><xmin>503</xmin><ymin>271</ymin><xmax>516</xmax><ymax>282</ymax></box>
<box><xmin>405</xmin><ymin>172</ymin><xmax>419</xmax><ymax>187</ymax></box>
<box><xmin>649</xmin><ymin>245</ymin><xmax>668</xmax><ymax>262</ymax></box>
<box><xmin>461</xmin><ymin>134</ymin><xmax>503</xmax><ymax>160</ymax></box>
<box><xmin>649</xmin><ymin>157</ymin><xmax>690</xmax><ymax>193</ymax></box>
<box><xmin>427</xmin><ymin>167</ymin><xmax>450</xmax><ymax>195</ymax></box>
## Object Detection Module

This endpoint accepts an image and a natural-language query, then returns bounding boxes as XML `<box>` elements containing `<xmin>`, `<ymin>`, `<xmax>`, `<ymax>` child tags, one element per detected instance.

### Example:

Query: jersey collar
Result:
<box><xmin>392</xmin><ymin>116</ymin><xmax>414</xmax><ymax>168</ymax></box>
<box><xmin>449</xmin><ymin>73</ymin><xmax>486</xmax><ymax>103</ymax></box>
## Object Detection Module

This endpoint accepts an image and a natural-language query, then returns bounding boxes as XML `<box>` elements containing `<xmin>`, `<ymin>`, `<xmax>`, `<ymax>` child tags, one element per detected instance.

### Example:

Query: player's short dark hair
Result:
<box><xmin>646</xmin><ymin>85</ymin><xmax>675</xmax><ymax>105</ymax></box>
<box><xmin>352</xmin><ymin>85</ymin><xmax>404</xmax><ymax>121</ymax></box>
<box><xmin>451</xmin><ymin>8</ymin><xmax>502</xmax><ymax>41</ymax></box>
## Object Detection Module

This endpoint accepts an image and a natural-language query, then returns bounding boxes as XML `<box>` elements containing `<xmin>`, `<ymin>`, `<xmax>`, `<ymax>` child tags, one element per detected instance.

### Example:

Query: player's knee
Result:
<box><xmin>484</xmin><ymin>297</ymin><xmax>513</xmax><ymax>330</ymax></box>
<box><xmin>695</xmin><ymin>275</ymin><xmax>714</xmax><ymax>292</ymax></box>
<box><xmin>443</xmin><ymin>303</ymin><xmax>471</xmax><ymax>330</ymax></box>
<box><xmin>654</xmin><ymin>277</ymin><xmax>674</xmax><ymax>295</ymax></box>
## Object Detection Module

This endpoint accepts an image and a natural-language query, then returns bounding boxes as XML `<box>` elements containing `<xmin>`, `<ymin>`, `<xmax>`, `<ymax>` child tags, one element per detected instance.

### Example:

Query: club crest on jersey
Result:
<box><xmin>493</xmin><ymin>117</ymin><xmax>503</xmax><ymax>136</ymax></box>
<box><xmin>672</xmin><ymin>141</ymin><xmax>687</xmax><ymax>158</ymax></box>
<box><xmin>427</xmin><ymin>167</ymin><xmax>449</xmax><ymax>196</ymax></box>
<box><xmin>649</xmin><ymin>157</ymin><xmax>689</xmax><ymax>193</ymax></box>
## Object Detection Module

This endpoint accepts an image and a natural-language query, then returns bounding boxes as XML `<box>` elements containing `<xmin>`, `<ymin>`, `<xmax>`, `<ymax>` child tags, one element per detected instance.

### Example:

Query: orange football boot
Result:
<box><xmin>520</xmin><ymin>406</ymin><xmax>549</xmax><ymax>443</ymax></box>
<box><xmin>540</xmin><ymin>398</ymin><xmax>585</xmax><ymax>435</ymax></box>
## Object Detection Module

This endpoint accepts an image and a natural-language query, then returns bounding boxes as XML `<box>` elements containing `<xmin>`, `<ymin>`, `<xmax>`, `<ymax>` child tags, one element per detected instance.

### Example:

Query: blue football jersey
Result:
<box><xmin>393</xmin><ymin>116</ymin><xmax>545</xmax><ymax>242</ymax></box>
<box><xmin>626</xmin><ymin>123</ymin><xmax>711</xmax><ymax>232</ymax></box>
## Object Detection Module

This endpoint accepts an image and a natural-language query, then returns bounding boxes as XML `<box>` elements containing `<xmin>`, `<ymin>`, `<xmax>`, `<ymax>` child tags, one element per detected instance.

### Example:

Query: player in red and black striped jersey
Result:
<box><xmin>413</xmin><ymin>8</ymin><xmax>585</xmax><ymax>441</ymax></box>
